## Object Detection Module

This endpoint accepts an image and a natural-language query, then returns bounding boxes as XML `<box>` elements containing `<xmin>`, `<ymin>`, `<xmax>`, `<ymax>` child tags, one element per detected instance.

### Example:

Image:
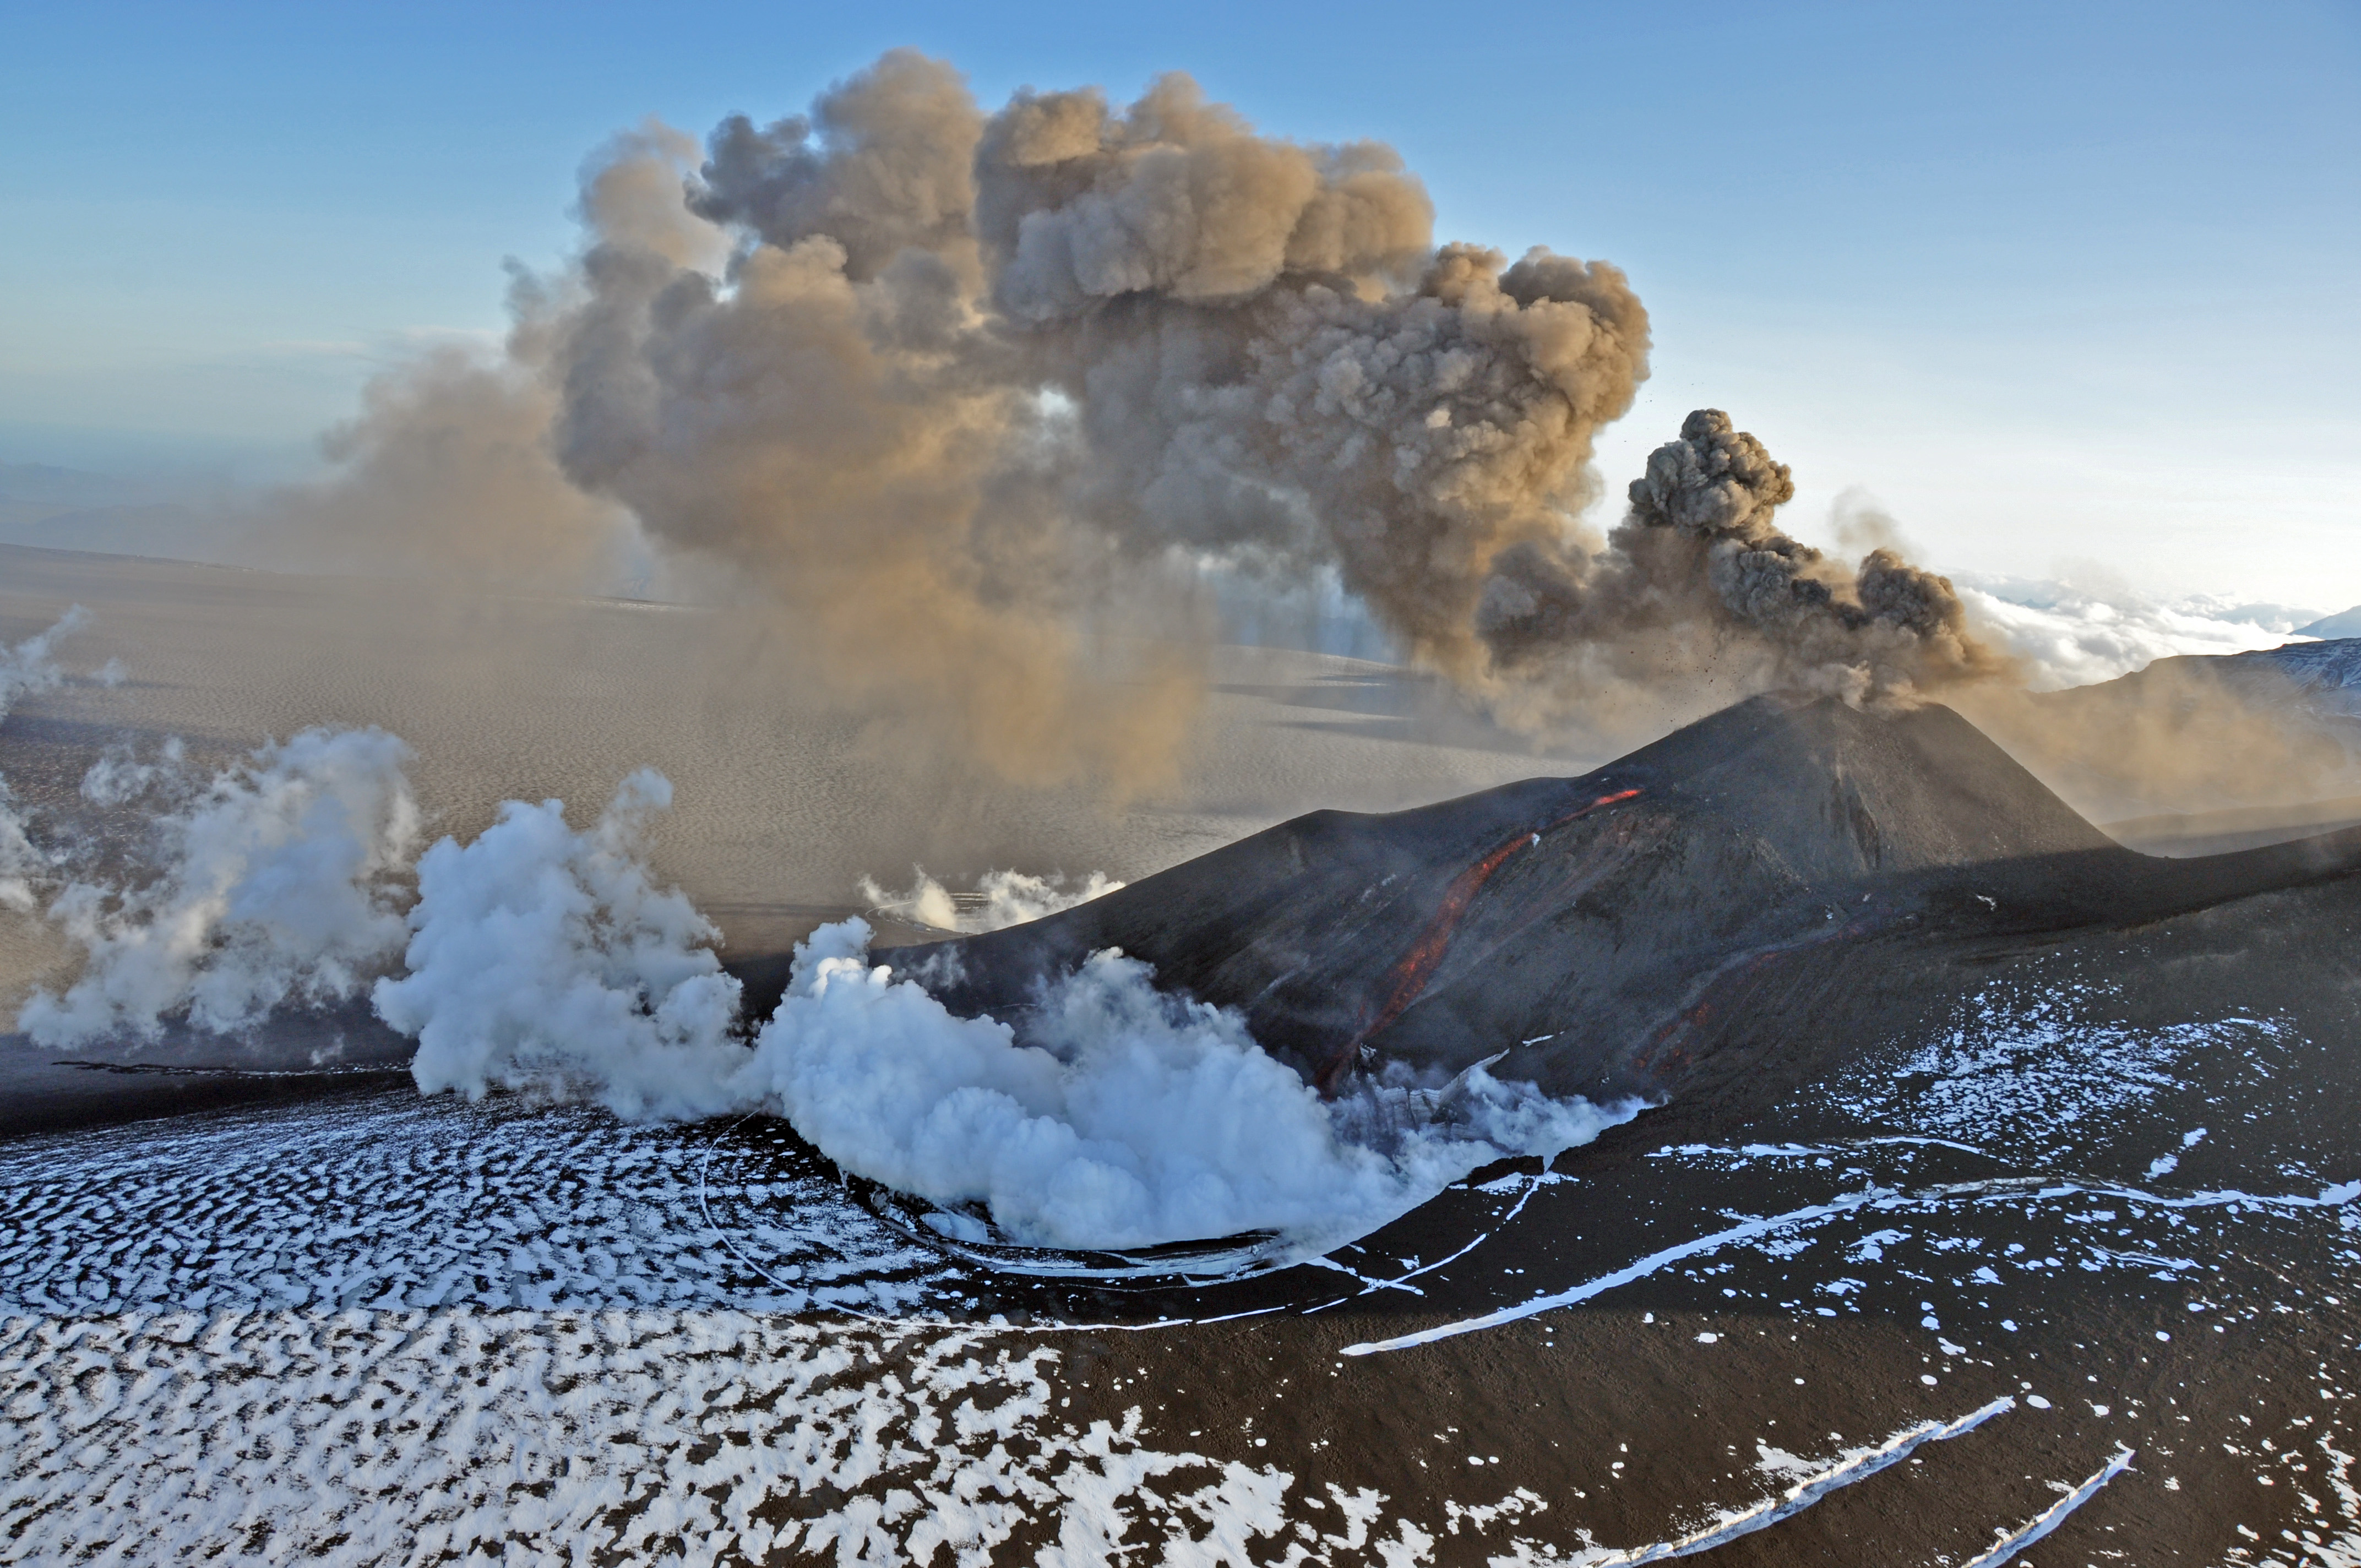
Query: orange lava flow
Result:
<box><xmin>1313</xmin><ymin>787</ymin><xmax>1644</xmax><ymax>1090</ymax></box>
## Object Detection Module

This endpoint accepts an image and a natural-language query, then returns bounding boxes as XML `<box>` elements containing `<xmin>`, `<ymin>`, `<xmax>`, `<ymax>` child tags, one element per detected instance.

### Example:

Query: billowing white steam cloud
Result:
<box><xmin>4</xmin><ymin>616</ymin><xmax>425</xmax><ymax>1044</ymax></box>
<box><xmin>368</xmin><ymin>772</ymin><xmax>1628</xmax><ymax>1250</ymax></box>
<box><xmin>275</xmin><ymin>49</ymin><xmax>2001</xmax><ymax>786</ymax></box>
<box><xmin>0</xmin><ymin>609</ymin><xmax>84</xmax><ymax>911</ymax></box>
<box><xmin>378</xmin><ymin>769</ymin><xmax>748</xmax><ymax>1120</ymax></box>
<box><xmin>19</xmin><ymin>727</ymin><xmax>418</xmax><ymax>1044</ymax></box>
<box><xmin>858</xmin><ymin>867</ymin><xmax>1124</xmax><ymax>933</ymax></box>
<box><xmin>743</xmin><ymin>922</ymin><xmax>1626</xmax><ymax>1250</ymax></box>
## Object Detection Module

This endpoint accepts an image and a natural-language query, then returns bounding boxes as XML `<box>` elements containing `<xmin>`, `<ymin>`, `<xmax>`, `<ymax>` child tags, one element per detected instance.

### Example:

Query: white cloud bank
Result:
<box><xmin>1956</xmin><ymin>573</ymin><xmax>2332</xmax><ymax>691</ymax></box>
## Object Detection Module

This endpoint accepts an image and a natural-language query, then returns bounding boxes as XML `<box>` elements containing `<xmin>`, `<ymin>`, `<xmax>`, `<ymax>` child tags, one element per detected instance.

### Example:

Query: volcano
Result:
<box><xmin>832</xmin><ymin>693</ymin><xmax>2361</xmax><ymax>1113</ymax></box>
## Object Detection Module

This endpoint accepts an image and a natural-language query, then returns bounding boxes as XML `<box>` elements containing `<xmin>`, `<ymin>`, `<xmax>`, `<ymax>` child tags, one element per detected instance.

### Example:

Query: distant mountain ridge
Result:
<box><xmin>0</xmin><ymin>461</ymin><xmax>140</xmax><ymax>507</ymax></box>
<box><xmin>2235</xmin><ymin>636</ymin><xmax>2361</xmax><ymax>715</ymax></box>
<box><xmin>2295</xmin><ymin>605</ymin><xmax>2361</xmax><ymax>639</ymax></box>
<box><xmin>0</xmin><ymin>463</ymin><xmax>215</xmax><ymax>561</ymax></box>
<box><xmin>2016</xmin><ymin>635</ymin><xmax>2361</xmax><ymax>850</ymax></box>
<box><xmin>0</xmin><ymin>503</ymin><xmax>211</xmax><ymax>560</ymax></box>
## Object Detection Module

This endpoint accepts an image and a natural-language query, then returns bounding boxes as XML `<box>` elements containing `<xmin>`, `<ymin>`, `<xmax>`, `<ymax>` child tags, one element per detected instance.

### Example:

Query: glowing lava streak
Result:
<box><xmin>1313</xmin><ymin>788</ymin><xmax>1642</xmax><ymax>1090</ymax></box>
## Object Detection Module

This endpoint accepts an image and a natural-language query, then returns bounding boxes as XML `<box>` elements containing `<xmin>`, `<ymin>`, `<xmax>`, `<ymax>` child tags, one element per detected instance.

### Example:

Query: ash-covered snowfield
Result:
<box><xmin>3</xmin><ymin>549</ymin><xmax>2357</xmax><ymax>1566</ymax></box>
<box><xmin>2</xmin><ymin>955</ymin><xmax>2357</xmax><ymax>1562</ymax></box>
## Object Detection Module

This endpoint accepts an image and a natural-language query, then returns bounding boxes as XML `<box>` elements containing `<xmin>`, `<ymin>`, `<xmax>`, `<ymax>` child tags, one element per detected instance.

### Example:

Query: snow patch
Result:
<box><xmin>0</xmin><ymin>1309</ymin><xmax>1308</xmax><ymax>1566</ymax></box>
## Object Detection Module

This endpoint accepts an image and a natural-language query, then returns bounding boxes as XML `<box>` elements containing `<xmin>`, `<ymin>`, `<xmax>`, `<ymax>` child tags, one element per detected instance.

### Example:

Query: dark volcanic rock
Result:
<box><xmin>866</xmin><ymin>693</ymin><xmax>2361</xmax><ymax>1108</ymax></box>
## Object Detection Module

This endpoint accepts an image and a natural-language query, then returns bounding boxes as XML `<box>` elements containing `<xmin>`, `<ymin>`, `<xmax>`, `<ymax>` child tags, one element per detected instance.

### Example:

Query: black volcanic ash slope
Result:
<box><xmin>871</xmin><ymin>693</ymin><xmax>2361</xmax><ymax>1109</ymax></box>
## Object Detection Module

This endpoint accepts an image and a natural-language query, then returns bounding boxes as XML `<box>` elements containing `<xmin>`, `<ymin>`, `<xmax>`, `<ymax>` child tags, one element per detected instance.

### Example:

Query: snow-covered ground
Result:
<box><xmin>3</xmin><ymin>973</ymin><xmax>2354</xmax><ymax>1564</ymax></box>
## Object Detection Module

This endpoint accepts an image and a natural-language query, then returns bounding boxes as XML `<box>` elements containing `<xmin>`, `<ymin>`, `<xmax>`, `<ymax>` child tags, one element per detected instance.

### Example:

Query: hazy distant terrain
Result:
<box><xmin>0</xmin><ymin>542</ymin><xmax>1581</xmax><ymax>1015</ymax></box>
<box><xmin>2001</xmin><ymin>638</ymin><xmax>2361</xmax><ymax>836</ymax></box>
<box><xmin>0</xmin><ymin>463</ymin><xmax>223</xmax><ymax>563</ymax></box>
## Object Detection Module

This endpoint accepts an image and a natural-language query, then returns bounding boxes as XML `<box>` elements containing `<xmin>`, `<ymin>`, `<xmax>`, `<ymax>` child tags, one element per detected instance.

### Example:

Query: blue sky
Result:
<box><xmin>3</xmin><ymin>0</ymin><xmax>2355</xmax><ymax>608</ymax></box>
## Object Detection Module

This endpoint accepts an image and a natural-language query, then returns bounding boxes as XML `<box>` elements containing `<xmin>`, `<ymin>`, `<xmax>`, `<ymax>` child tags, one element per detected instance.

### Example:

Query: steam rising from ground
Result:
<box><xmin>378</xmin><ymin>770</ymin><xmax>748</xmax><ymax>1120</ymax></box>
<box><xmin>248</xmin><ymin>49</ymin><xmax>2002</xmax><ymax>781</ymax></box>
<box><xmin>377</xmin><ymin>779</ymin><xmax>1622</xmax><ymax>1251</ymax></box>
<box><xmin>2</xmin><ymin>671</ymin><xmax>1620</xmax><ymax>1253</ymax></box>
<box><xmin>858</xmin><ymin>867</ymin><xmax>1124</xmax><ymax>933</ymax></box>
<box><xmin>19</xmin><ymin>728</ymin><xmax>417</xmax><ymax>1045</ymax></box>
<box><xmin>0</xmin><ymin>609</ymin><xmax>82</xmax><ymax>911</ymax></box>
<box><xmin>743</xmin><ymin>921</ymin><xmax>1626</xmax><ymax>1250</ymax></box>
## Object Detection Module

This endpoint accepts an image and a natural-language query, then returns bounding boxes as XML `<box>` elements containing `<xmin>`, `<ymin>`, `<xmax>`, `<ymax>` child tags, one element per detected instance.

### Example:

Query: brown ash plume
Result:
<box><xmin>256</xmin><ymin>50</ymin><xmax>2004</xmax><ymax>786</ymax></box>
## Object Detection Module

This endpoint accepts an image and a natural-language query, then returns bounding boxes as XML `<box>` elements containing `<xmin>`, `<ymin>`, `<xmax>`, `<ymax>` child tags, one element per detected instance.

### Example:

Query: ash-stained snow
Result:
<box><xmin>0</xmin><ymin>1092</ymin><xmax>949</xmax><ymax>1319</ymax></box>
<box><xmin>1</xmin><ymin>1309</ymin><xmax>1322</xmax><ymax>1565</ymax></box>
<box><xmin>0</xmin><ymin>1093</ymin><xmax>1426</xmax><ymax>1565</ymax></box>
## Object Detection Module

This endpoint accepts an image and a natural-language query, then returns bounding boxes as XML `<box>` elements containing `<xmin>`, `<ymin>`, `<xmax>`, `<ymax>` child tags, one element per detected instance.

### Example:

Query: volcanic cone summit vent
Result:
<box><xmin>1610</xmin><ymin>694</ymin><xmax>2117</xmax><ymax>881</ymax></box>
